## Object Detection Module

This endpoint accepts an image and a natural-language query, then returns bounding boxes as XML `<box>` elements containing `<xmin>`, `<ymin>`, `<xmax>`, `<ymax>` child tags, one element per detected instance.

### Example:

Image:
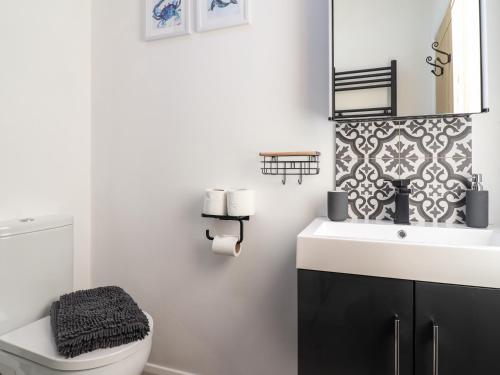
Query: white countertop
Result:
<box><xmin>297</xmin><ymin>217</ymin><xmax>500</xmax><ymax>288</ymax></box>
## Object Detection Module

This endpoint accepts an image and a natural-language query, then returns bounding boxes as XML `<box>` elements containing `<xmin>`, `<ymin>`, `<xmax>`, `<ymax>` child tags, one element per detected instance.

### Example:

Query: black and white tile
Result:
<box><xmin>336</xmin><ymin>159</ymin><xmax>398</xmax><ymax>220</ymax></box>
<box><xmin>336</xmin><ymin>117</ymin><xmax>472</xmax><ymax>224</ymax></box>
<box><xmin>336</xmin><ymin>121</ymin><xmax>400</xmax><ymax>160</ymax></box>
<box><xmin>399</xmin><ymin>117</ymin><xmax>472</xmax><ymax>160</ymax></box>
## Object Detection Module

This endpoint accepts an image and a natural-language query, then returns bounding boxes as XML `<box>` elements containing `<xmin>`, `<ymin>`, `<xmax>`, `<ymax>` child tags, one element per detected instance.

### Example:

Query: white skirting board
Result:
<box><xmin>144</xmin><ymin>363</ymin><xmax>197</xmax><ymax>375</ymax></box>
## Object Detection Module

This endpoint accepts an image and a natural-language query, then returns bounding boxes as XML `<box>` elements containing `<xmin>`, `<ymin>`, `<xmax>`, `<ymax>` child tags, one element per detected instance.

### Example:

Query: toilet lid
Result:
<box><xmin>0</xmin><ymin>312</ymin><xmax>153</xmax><ymax>371</ymax></box>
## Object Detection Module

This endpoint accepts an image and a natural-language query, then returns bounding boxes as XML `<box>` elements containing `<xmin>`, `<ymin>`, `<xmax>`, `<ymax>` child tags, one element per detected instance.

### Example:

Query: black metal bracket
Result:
<box><xmin>426</xmin><ymin>42</ymin><xmax>452</xmax><ymax>77</ymax></box>
<box><xmin>202</xmin><ymin>214</ymin><xmax>249</xmax><ymax>244</ymax></box>
<box><xmin>334</xmin><ymin>112</ymin><xmax>472</xmax><ymax>124</ymax></box>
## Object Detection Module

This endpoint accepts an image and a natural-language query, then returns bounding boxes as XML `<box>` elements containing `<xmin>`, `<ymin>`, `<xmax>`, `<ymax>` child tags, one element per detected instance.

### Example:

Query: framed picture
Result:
<box><xmin>196</xmin><ymin>0</ymin><xmax>250</xmax><ymax>32</ymax></box>
<box><xmin>145</xmin><ymin>0</ymin><xmax>190</xmax><ymax>40</ymax></box>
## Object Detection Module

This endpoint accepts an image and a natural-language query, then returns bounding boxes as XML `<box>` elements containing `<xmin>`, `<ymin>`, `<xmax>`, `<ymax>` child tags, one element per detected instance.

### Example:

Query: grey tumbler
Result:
<box><xmin>328</xmin><ymin>191</ymin><xmax>348</xmax><ymax>222</ymax></box>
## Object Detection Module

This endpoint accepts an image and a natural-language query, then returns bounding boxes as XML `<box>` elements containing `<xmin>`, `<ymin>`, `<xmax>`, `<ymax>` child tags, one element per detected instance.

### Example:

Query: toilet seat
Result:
<box><xmin>0</xmin><ymin>312</ymin><xmax>153</xmax><ymax>372</ymax></box>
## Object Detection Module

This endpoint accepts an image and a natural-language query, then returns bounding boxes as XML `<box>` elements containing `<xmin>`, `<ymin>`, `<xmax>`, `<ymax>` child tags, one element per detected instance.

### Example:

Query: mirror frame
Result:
<box><xmin>329</xmin><ymin>0</ymin><xmax>490</xmax><ymax>121</ymax></box>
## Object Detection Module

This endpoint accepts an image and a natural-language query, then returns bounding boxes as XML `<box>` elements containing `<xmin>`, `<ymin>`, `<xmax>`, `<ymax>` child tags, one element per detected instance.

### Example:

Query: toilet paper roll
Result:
<box><xmin>202</xmin><ymin>189</ymin><xmax>227</xmax><ymax>216</ymax></box>
<box><xmin>212</xmin><ymin>235</ymin><xmax>241</xmax><ymax>257</ymax></box>
<box><xmin>227</xmin><ymin>189</ymin><xmax>256</xmax><ymax>217</ymax></box>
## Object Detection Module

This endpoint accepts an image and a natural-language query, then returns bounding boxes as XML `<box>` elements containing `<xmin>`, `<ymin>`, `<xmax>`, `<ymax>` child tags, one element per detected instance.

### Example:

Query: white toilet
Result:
<box><xmin>0</xmin><ymin>215</ymin><xmax>153</xmax><ymax>375</ymax></box>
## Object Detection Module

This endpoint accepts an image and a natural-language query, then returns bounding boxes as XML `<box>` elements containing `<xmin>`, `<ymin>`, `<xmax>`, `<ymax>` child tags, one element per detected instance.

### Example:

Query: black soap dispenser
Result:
<box><xmin>466</xmin><ymin>173</ymin><xmax>489</xmax><ymax>228</ymax></box>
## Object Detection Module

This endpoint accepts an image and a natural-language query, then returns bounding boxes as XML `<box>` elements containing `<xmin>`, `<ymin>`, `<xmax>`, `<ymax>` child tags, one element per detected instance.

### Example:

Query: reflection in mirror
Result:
<box><xmin>331</xmin><ymin>0</ymin><xmax>488</xmax><ymax>120</ymax></box>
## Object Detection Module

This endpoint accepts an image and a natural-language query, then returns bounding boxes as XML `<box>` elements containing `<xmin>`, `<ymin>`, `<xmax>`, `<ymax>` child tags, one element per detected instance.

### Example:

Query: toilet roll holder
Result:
<box><xmin>202</xmin><ymin>214</ymin><xmax>249</xmax><ymax>244</ymax></box>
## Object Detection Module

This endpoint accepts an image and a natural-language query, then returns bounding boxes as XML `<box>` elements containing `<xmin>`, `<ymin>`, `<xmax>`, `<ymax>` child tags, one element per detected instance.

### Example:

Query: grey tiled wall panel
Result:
<box><xmin>336</xmin><ymin>117</ymin><xmax>472</xmax><ymax>224</ymax></box>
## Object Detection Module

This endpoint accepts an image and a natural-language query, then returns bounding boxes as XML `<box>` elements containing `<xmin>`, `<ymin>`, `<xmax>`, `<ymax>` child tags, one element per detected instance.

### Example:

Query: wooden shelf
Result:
<box><xmin>259</xmin><ymin>151</ymin><xmax>321</xmax><ymax>157</ymax></box>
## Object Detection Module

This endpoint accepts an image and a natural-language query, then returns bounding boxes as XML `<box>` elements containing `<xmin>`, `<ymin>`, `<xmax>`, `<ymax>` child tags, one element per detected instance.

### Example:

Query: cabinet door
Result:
<box><xmin>415</xmin><ymin>282</ymin><xmax>500</xmax><ymax>375</ymax></box>
<box><xmin>298</xmin><ymin>271</ymin><xmax>414</xmax><ymax>375</ymax></box>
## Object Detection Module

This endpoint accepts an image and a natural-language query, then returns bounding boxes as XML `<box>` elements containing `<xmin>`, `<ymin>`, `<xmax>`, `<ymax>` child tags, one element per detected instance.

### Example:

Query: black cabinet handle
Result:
<box><xmin>433</xmin><ymin>324</ymin><xmax>439</xmax><ymax>375</ymax></box>
<box><xmin>394</xmin><ymin>317</ymin><xmax>400</xmax><ymax>375</ymax></box>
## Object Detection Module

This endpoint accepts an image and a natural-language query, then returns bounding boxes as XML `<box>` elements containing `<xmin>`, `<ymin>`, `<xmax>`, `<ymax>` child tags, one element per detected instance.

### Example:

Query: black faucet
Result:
<box><xmin>388</xmin><ymin>179</ymin><xmax>412</xmax><ymax>225</ymax></box>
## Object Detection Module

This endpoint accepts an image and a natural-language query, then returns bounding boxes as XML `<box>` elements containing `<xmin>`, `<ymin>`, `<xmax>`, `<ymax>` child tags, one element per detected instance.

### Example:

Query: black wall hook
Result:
<box><xmin>426</xmin><ymin>57</ymin><xmax>444</xmax><ymax>77</ymax></box>
<box><xmin>426</xmin><ymin>42</ymin><xmax>452</xmax><ymax>77</ymax></box>
<box><xmin>202</xmin><ymin>214</ymin><xmax>249</xmax><ymax>245</ymax></box>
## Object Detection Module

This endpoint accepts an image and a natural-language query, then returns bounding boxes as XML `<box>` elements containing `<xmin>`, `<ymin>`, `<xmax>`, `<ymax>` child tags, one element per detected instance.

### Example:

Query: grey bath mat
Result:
<box><xmin>50</xmin><ymin>286</ymin><xmax>150</xmax><ymax>358</ymax></box>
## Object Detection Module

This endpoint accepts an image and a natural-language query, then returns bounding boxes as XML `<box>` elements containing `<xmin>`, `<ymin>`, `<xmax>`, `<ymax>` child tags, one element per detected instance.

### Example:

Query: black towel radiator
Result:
<box><xmin>331</xmin><ymin>60</ymin><xmax>398</xmax><ymax>120</ymax></box>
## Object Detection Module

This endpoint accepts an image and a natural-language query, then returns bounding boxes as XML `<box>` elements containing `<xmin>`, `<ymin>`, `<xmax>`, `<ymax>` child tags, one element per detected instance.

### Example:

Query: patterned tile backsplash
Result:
<box><xmin>336</xmin><ymin>117</ymin><xmax>472</xmax><ymax>224</ymax></box>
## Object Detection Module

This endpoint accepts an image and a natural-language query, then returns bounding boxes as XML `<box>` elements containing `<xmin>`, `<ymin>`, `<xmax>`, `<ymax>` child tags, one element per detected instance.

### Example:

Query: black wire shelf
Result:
<box><xmin>259</xmin><ymin>152</ymin><xmax>320</xmax><ymax>185</ymax></box>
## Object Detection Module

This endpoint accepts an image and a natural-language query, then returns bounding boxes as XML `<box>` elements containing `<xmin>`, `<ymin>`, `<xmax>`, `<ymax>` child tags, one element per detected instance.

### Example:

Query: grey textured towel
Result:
<box><xmin>50</xmin><ymin>286</ymin><xmax>150</xmax><ymax>358</ymax></box>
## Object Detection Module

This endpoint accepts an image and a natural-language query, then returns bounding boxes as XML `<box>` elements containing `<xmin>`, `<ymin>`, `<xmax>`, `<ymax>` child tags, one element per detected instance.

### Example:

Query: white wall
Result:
<box><xmin>91</xmin><ymin>1</ymin><xmax>332</xmax><ymax>374</ymax></box>
<box><xmin>91</xmin><ymin>1</ymin><xmax>499</xmax><ymax>374</ymax></box>
<box><xmin>473</xmin><ymin>0</ymin><xmax>500</xmax><ymax>224</ymax></box>
<box><xmin>0</xmin><ymin>1</ymin><xmax>92</xmax><ymax>289</ymax></box>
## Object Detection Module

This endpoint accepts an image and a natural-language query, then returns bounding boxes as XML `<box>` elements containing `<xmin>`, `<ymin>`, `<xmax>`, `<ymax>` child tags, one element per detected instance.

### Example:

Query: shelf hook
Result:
<box><xmin>282</xmin><ymin>173</ymin><xmax>287</xmax><ymax>185</ymax></box>
<box><xmin>298</xmin><ymin>163</ymin><xmax>303</xmax><ymax>185</ymax></box>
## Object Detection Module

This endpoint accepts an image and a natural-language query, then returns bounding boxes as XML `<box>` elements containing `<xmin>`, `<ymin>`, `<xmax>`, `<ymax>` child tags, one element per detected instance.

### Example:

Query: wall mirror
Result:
<box><xmin>329</xmin><ymin>0</ymin><xmax>489</xmax><ymax>120</ymax></box>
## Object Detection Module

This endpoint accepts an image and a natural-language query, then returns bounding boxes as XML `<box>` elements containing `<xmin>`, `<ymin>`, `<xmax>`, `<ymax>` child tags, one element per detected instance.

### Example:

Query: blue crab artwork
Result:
<box><xmin>153</xmin><ymin>0</ymin><xmax>182</xmax><ymax>28</ymax></box>
<box><xmin>209</xmin><ymin>0</ymin><xmax>238</xmax><ymax>12</ymax></box>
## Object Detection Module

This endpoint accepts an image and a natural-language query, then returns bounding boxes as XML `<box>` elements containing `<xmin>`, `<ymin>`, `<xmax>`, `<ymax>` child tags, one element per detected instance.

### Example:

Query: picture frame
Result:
<box><xmin>144</xmin><ymin>0</ymin><xmax>190</xmax><ymax>40</ymax></box>
<box><xmin>196</xmin><ymin>0</ymin><xmax>250</xmax><ymax>32</ymax></box>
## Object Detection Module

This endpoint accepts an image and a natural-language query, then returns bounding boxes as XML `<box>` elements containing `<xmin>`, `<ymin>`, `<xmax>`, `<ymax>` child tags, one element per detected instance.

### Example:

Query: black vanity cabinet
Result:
<box><xmin>298</xmin><ymin>270</ymin><xmax>414</xmax><ymax>375</ymax></box>
<box><xmin>299</xmin><ymin>271</ymin><xmax>500</xmax><ymax>375</ymax></box>
<box><xmin>415</xmin><ymin>282</ymin><xmax>500</xmax><ymax>375</ymax></box>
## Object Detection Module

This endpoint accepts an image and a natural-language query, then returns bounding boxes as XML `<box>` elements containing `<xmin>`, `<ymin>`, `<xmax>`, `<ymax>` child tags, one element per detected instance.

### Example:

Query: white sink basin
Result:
<box><xmin>297</xmin><ymin>218</ymin><xmax>500</xmax><ymax>288</ymax></box>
